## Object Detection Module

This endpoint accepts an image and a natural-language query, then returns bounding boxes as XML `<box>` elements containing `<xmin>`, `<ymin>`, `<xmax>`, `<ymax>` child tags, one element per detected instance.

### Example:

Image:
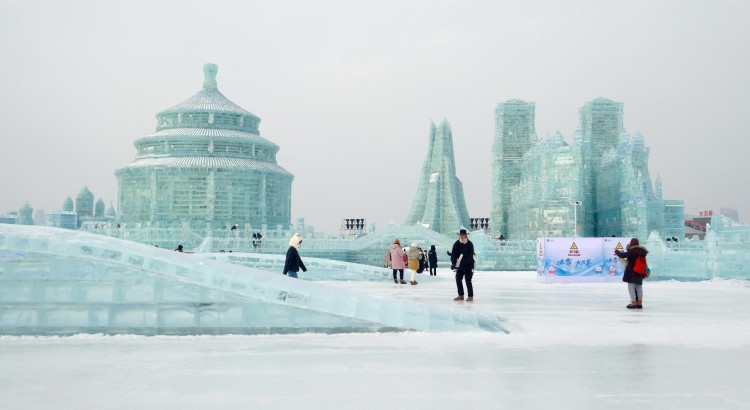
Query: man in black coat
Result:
<box><xmin>451</xmin><ymin>229</ymin><xmax>475</xmax><ymax>301</ymax></box>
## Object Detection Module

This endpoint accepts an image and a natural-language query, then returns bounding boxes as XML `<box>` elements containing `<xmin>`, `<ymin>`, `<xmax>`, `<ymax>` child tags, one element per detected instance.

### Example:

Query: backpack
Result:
<box><xmin>417</xmin><ymin>253</ymin><xmax>425</xmax><ymax>273</ymax></box>
<box><xmin>633</xmin><ymin>255</ymin><xmax>648</xmax><ymax>277</ymax></box>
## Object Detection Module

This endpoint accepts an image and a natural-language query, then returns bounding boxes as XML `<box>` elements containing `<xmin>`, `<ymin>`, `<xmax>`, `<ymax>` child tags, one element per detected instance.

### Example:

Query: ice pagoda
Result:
<box><xmin>115</xmin><ymin>64</ymin><xmax>293</xmax><ymax>231</ymax></box>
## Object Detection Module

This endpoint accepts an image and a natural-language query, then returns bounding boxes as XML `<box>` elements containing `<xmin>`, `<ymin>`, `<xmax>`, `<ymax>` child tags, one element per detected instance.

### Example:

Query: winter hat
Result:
<box><xmin>394</xmin><ymin>239</ymin><xmax>400</xmax><ymax>245</ymax></box>
<box><xmin>289</xmin><ymin>233</ymin><xmax>302</xmax><ymax>248</ymax></box>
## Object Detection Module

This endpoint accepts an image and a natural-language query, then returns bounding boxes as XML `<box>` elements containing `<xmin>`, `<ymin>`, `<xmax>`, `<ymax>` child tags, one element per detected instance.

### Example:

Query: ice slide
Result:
<box><xmin>0</xmin><ymin>224</ymin><xmax>513</xmax><ymax>335</ymax></box>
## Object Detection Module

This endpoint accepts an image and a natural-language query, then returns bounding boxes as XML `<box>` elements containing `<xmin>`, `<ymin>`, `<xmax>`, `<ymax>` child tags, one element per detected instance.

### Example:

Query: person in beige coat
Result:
<box><xmin>406</xmin><ymin>242</ymin><xmax>421</xmax><ymax>285</ymax></box>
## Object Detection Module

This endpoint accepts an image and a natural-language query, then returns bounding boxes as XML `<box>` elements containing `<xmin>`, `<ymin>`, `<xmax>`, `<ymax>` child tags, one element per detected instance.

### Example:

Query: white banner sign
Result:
<box><xmin>536</xmin><ymin>237</ymin><xmax>631</xmax><ymax>283</ymax></box>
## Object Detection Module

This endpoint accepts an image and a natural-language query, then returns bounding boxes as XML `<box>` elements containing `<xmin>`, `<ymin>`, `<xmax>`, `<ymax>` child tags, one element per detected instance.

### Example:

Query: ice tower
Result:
<box><xmin>75</xmin><ymin>186</ymin><xmax>94</xmax><ymax>218</ymax></box>
<box><xmin>17</xmin><ymin>201</ymin><xmax>33</xmax><ymax>225</ymax></box>
<box><xmin>115</xmin><ymin>64</ymin><xmax>293</xmax><ymax>231</ymax></box>
<box><xmin>62</xmin><ymin>197</ymin><xmax>74</xmax><ymax>212</ymax></box>
<box><xmin>579</xmin><ymin>98</ymin><xmax>624</xmax><ymax>236</ymax></box>
<box><xmin>506</xmin><ymin>132</ymin><xmax>582</xmax><ymax>238</ymax></box>
<box><xmin>404</xmin><ymin>120</ymin><xmax>471</xmax><ymax>234</ymax></box>
<box><xmin>491</xmin><ymin>99</ymin><xmax>537</xmax><ymax>238</ymax></box>
<box><xmin>95</xmin><ymin>199</ymin><xmax>105</xmax><ymax>218</ymax></box>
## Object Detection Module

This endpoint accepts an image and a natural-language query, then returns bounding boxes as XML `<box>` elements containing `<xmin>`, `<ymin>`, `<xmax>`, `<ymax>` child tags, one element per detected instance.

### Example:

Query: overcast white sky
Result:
<box><xmin>1</xmin><ymin>0</ymin><xmax>748</xmax><ymax>233</ymax></box>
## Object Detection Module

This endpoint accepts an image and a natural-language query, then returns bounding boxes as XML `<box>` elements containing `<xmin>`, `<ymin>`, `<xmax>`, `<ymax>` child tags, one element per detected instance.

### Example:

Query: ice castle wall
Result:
<box><xmin>494</xmin><ymin>97</ymin><xmax>684</xmax><ymax>241</ymax></box>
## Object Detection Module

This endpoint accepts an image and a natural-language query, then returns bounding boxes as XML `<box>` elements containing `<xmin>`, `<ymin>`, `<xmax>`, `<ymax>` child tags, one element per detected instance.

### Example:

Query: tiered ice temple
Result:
<box><xmin>115</xmin><ymin>64</ymin><xmax>293</xmax><ymax>231</ymax></box>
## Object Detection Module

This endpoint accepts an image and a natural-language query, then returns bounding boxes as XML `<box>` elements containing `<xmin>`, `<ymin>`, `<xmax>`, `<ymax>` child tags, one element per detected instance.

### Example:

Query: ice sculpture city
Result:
<box><xmin>0</xmin><ymin>224</ymin><xmax>514</xmax><ymax>335</ymax></box>
<box><xmin>21</xmin><ymin>65</ymin><xmax>688</xmax><ymax>268</ymax></box>
<box><xmin>3</xmin><ymin>63</ymin><xmax>749</xmax><ymax>336</ymax></box>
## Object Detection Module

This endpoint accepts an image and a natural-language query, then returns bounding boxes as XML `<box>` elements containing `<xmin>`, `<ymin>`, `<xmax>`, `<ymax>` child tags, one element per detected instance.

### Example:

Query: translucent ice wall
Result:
<box><xmin>0</xmin><ymin>224</ymin><xmax>514</xmax><ymax>335</ymax></box>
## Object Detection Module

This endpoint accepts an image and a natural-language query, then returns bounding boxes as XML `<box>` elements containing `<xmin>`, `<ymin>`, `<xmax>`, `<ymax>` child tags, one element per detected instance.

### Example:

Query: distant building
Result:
<box><xmin>94</xmin><ymin>199</ymin><xmax>105</xmax><ymax>218</ymax></box>
<box><xmin>75</xmin><ymin>186</ymin><xmax>94</xmax><ymax>221</ymax></box>
<box><xmin>33</xmin><ymin>209</ymin><xmax>45</xmax><ymax>226</ymax></box>
<box><xmin>17</xmin><ymin>201</ymin><xmax>34</xmax><ymax>225</ymax></box>
<box><xmin>0</xmin><ymin>214</ymin><xmax>18</xmax><ymax>224</ymax></box>
<box><xmin>105</xmin><ymin>201</ymin><xmax>116</xmax><ymax>218</ymax></box>
<box><xmin>45</xmin><ymin>211</ymin><xmax>78</xmax><ymax>230</ymax></box>
<box><xmin>720</xmin><ymin>207</ymin><xmax>739</xmax><ymax>223</ymax></box>
<box><xmin>115</xmin><ymin>64</ymin><xmax>293</xmax><ymax>231</ymax></box>
<box><xmin>62</xmin><ymin>197</ymin><xmax>74</xmax><ymax>212</ymax></box>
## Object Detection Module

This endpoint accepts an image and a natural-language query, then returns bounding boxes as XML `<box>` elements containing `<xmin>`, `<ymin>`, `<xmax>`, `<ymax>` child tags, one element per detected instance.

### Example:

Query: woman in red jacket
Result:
<box><xmin>615</xmin><ymin>238</ymin><xmax>649</xmax><ymax>309</ymax></box>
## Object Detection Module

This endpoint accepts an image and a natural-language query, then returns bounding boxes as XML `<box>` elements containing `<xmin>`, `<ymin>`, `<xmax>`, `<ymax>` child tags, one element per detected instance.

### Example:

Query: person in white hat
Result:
<box><xmin>282</xmin><ymin>233</ymin><xmax>307</xmax><ymax>278</ymax></box>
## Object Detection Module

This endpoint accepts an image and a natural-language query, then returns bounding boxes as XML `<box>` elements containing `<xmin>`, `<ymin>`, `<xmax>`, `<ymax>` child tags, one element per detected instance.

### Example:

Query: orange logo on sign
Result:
<box><xmin>568</xmin><ymin>242</ymin><xmax>580</xmax><ymax>257</ymax></box>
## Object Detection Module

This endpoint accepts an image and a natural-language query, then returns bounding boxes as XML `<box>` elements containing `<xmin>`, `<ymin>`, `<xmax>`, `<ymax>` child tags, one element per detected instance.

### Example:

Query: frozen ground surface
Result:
<box><xmin>2</xmin><ymin>270</ymin><xmax>749</xmax><ymax>409</ymax></box>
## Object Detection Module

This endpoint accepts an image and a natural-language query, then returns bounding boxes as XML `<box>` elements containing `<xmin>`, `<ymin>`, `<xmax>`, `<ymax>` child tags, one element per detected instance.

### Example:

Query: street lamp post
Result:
<box><xmin>568</xmin><ymin>201</ymin><xmax>582</xmax><ymax>236</ymax></box>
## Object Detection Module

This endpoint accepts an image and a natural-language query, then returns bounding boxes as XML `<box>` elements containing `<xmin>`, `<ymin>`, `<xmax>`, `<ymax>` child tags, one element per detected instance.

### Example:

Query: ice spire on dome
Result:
<box><xmin>203</xmin><ymin>63</ymin><xmax>218</xmax><ymax>90</ymax></box>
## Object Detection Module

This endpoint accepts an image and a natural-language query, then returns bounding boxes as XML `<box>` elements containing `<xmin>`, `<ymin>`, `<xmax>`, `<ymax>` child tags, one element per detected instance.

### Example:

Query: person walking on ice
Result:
<box><xmin>451</xmin><ymin>229</ymin><xmax>475</xmax><ymax>301</ymax></box>
<box><xmin>283</xmin><ymin>233</ymin><xmax>307</xmax><ymax>278</ymax></box>
<box><xmin>428</xmin><ymin>245</ymin><xmax>438</xmax><ymax>276</ymax></box>
<box><xmin>389</xmin><ymin>239</ymin><xmax>406</xmax><ymax>284</ymax></box>
<box><xmin>406</xmin><ymin>242</ymin><xmax>421</xmax><ymax>285</ymax></box>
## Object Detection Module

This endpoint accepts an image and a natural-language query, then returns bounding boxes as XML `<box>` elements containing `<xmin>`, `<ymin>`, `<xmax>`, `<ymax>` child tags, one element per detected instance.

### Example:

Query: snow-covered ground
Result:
<box><xmin>2</xmin><ymin>270</ymin><xmax>749</xmax><ymax>409</ymax></box>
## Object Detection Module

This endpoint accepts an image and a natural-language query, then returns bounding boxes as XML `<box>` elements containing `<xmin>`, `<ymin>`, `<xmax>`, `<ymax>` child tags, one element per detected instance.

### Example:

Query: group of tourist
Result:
<box><xmin>384</xmin><ymin>240</ymin><xmax>435</xmax><ymax>285</ymax></box>
<box><xmin>228</xmin><ymin>225</ymin><xmax>264</xmax><ymax>249</ymax></box>
<box><xmin>384</xmin><ymin>229</ymin><xmax>476</xmax><ymax>301</ymax></box>
<box><xmin>278</xmin><ymin>229</ymin><xmax>649</xmax><ymax>309</ymax></box>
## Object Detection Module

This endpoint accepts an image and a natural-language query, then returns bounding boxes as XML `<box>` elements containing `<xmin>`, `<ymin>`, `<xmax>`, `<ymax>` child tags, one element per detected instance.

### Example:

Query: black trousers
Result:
<box><xmin>455</xmin><ymin>269</ymin><xmax>474</xmax><ymax>297</ymax></box>
<box><xmin>392</xmin><ymin>269</ymin><xmax>404</xmax><ymax>281</ymax></box>
<box><xmin>429</xmin><ymin>267</ymin><xmax>437</xmax><ymax>276</ymax></box>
